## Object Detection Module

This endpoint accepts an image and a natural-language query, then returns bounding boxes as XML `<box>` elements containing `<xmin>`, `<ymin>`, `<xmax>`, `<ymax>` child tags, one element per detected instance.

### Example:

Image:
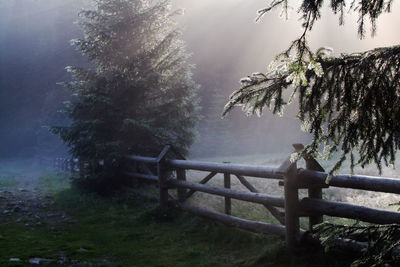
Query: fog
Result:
<box><xmin>1</xmin><ymin>0</ymin><xmax>400</xmax><ymax>160</ymax></box>
<box><xmin>0</xmin><ymin>0</ymin><xmax>85</xmax><ymax>158</ymax></box>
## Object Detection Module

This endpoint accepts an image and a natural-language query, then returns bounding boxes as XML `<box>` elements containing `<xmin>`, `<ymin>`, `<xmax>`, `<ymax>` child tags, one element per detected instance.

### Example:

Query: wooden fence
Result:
<box><xmin>54</xmin><ymin>158</ymin><xmax>81</xmax><ymax>174</ymax></box>
<box><xmin>55</xmin><ymin>144</ymin><xmax>400</xmax><ymax>252</ymax></box>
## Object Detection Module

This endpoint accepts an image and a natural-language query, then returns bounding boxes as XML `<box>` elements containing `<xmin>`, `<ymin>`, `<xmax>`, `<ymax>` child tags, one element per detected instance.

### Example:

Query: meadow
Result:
<box><xmin>2</xmin><ymin>153</ymin><xmax>399</xmax><ymax>266</ymax></box>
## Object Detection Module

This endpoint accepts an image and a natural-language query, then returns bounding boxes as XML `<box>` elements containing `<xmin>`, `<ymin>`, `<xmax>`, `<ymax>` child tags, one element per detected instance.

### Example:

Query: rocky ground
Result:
<box><xmin>0</xmin><ymin>190</ymin><xmax>77</xmax><ymax>226</ymax></box>
<box><xmin>0</xmin><ymin>167</ymin><xmax>92</xmax><ymax>266</ymax></box>
<box><xmin>0</xmin><ymin>165</ymin><xmax>76</xmax><ymax>222</ymax></box>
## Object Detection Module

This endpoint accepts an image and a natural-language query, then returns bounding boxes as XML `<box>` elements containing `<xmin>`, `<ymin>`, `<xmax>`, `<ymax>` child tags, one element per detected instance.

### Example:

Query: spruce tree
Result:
<box><xmin>53</xmin><ymin>0</ymin><xmax>199</xmax><ymax>189</ymax></box>
<box><xmin>223</xmin><ymin>1</ymin><xmax>400</xmax><ymax>263</ymax></box>
<box><xmin>224</xmin><ymin>0</ymin><xmax>399</xmax><ymax>176</ymax></box>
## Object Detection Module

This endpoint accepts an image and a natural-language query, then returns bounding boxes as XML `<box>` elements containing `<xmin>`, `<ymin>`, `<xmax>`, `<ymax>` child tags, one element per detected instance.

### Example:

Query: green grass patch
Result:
<box><xmin>0</xmin><ymin>160</ymin><xmax>359</xmax><ymax>266</ymax></box>
<box><xmin>0</xmin><ymin>224</ymin><xmax>65</xmax><ymax>266</ymax></box>
<box><xmin>0</xmin><ymin>184</ymin><xmax>356</xmax><ymax>266</ymax></box>
<box><xmin>0</xmin><ymin>174</ymin><xmax>17</xmax><ymax>188</ymax></box>
<box><xmin>38</xmin><ymin>171</ymin><xmax>70</xmax><ymax>195</ymax></box>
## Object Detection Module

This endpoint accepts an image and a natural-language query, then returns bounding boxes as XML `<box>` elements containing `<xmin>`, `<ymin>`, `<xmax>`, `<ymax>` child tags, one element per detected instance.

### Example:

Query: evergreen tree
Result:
<box><xmin>53</xmin><ymin>0</ymin><xmax>199</xmax><ymax>189</ymax></box>
<box><xmin>224</xmin><ymin>0</ymin><xmax>399</xmax><ymax>176</ymax></box>
<box><xmin>223</xmin><ymin>1</ymin><xmax>400</xmax><ymax>264</ymax></box>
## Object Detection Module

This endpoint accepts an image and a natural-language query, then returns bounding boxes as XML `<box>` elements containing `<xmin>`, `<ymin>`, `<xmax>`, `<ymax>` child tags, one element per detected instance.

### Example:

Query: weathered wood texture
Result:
<box><xmin>307</xmin><ymin>187</ymin><xmax>323</xmax><ymax>230</ymax></box>
<box><xmin>293</xmin><ymin>144</ymin><xmax>324</xmax><ymax>230</ymax></box>
<box><xmin>176</xmin><ymin>169</ymin><xmax>187</xmax><ymax>202</ymax></box>
<box><xmin>170</xmin><ymin>200</ymin><xmax>287</xmax><ymax>237</ymax></box>
<box><xmin>168</xmin><ymin>179</ymin><xmax>285</xmax><ymax>207</ymax></box>
<box><xmin>124</xmin><ymin>172</ymin><xmax>158</xmax><ymax>183</ymax></box>
<box><xmin>300</xmin><ymin>197</ymin><xmax>400</xmax><ymax>224</ymax></box>
<box><xmin>157</xmin><ymin>146</ymin><xmax>171</xmax><ymax>209</ymax></box>
<box><xmin>297</xmin><ymin>169</ymin><xmax>400</xmax><ymax>194</ymax></box>
<box><xmin>166</xmin><ymin>159</ymin><xmax>283</xmax><ymax>179</ymax></box>
<box><xmin>224</xmin><ymin>172</ymin><xmax>231</xmax><ymax>215</ymax></box>
<box><xmin>125</xmin><ymin>155</ymin><xmax>157</xmax><ymax>164</ymax></box>
<box><xmin>283</xmin><ymin>162</ymin><xmax>300</xmax><ymax>252</ymax></box>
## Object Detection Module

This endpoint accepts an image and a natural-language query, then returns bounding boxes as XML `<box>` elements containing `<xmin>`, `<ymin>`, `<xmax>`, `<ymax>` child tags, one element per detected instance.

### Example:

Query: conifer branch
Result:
<box><xmin>225</xmin><ymin>44</ymin><xmax>400</xmax><ymax>174</ymax></box>
<box><xmin>313</xmin><ymin>223</ymin><xmax>400</xmax><ymax>266</ymax></box>
<box><xmin>225</xmin><ymin>0</ymin><xmax>398</xmax><ymax>174</ymax></box>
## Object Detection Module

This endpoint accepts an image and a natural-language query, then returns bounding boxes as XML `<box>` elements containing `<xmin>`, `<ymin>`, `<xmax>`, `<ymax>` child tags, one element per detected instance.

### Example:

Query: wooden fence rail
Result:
<box><xmin>55</xmin><ymin>144</ymin><xmax>400</xmax><ymax>253</ymax></box>
<box><xmin>297</xmin><ymin>169</ymin><xmax>400</xmax><ymax>194</ymax></box>
<box><xmin>53</xmin><ymin>157</ymin><xmax>86</xmax><ymax>176</ymax></box>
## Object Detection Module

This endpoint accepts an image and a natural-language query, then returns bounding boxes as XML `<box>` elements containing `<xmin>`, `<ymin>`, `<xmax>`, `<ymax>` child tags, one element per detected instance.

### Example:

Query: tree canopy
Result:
<box><xmin>224</xmin><ymin>0</ymin><xmax>399</xmax><ymax>176</ymax></box>
<box><xmin>53</xmin><ymin>0</ymin><xmax>199</xmax><ymax>190</ymax></box>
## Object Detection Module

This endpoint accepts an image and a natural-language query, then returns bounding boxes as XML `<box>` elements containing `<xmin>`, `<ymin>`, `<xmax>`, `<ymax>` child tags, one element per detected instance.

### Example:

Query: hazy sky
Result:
<box><xmin>170</xmin><ymin>0</ymin><xmax>400</xmax><ymax>155</ymax></box>
<box><xmin>1</xmin><ymin>0</ymin><xmax>400</xmax><ymax>157</ymax></box>
<box><xmin>172</xmin><ymin>0</ymin><xmax>400</xmax><ymax>78</ymax></box>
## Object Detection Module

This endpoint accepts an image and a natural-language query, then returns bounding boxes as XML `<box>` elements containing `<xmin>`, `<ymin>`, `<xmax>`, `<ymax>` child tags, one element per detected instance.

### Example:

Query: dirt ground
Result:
<box><xmin>0</xmin><ymin>169</ymin><xmax>76</xmax><ymax>227</ymax></box>
<box><xmin>0</xmin><ymin>165</ymin><xmax>83</xmax><ymax>266</ymax></box>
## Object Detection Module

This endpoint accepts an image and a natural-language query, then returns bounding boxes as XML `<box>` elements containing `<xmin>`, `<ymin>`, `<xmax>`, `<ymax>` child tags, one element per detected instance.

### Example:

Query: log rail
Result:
<box><xmin>54</xmin><ymin>144</ymin><xmax>400</xmax><ymax>254</ymax></box>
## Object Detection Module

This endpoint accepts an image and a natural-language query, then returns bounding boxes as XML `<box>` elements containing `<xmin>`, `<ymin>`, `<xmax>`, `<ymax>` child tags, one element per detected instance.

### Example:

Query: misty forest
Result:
<box><xmin>1</xmin><ymin>0</ymin><xmax>400</xmax><ymax>266</ymax></box>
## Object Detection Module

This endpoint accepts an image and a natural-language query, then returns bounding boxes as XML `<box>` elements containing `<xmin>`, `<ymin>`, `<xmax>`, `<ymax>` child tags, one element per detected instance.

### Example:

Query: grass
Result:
<box><xmin>0</xmin><ymin>188</ymin><xmax>356</xmax><ymax>267</ymax></box>
<box><xmin>9</xmin><ymin>153</ymin><xmax>397</xmax><ymax>266</ymax></box>
<box><xmin>0</xmin><ymin>169</ymin><xmax>357</xmax><ymax>266</ymax></box>
<box><xmin>0</xmin><ymin>185</ymin><xmax>279</xmax><ymax>266</ymax></box>
<box><xmin>0</xmin><ymin>174</ymin><xmax>17</xmax><ymax>188</ymax></box>
<box><xmin>38</xmin><ymin>171</ymin><xmax>70</xmax><ymax>195</ymax></box>
<box><xmin>9</xmin><ymin>153</ymin><xmax>398</xmax><ymax>266</ymax></box>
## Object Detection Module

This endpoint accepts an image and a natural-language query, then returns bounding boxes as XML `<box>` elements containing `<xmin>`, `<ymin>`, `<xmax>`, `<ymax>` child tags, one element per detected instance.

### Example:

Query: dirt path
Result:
<box><xmin>0</xmin><ymin>168</ymin><xmax>76</xmax><ymax>227</ymax></box>
<box><xmin>0</xmin><ymin>165</ymin><xmax>84</xmax><ymax>265</ymax></box>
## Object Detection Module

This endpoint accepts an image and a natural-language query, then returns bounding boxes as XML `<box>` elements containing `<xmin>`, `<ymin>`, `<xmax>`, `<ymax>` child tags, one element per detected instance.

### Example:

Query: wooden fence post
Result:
<box><xmin>224</xmin><ymin>172</ymin><xmax>232</xmax><ymax>215</ymax></box>
<box><xmin>170</xmin><ymin>146</ymin><xmax>187</xmax><ymax>203</ymax></box>
<box><xmin>293</xmin><ymin>144</ymin><xmax>324</xmax><ymax>230</ymax></box>
<box><xmin>177</xmin><ymin>169</ymin><xmax>187</xmax><ymax>202</ymax></box>
<box><xmin>223</xmin><ymin>162</ymin><xmax>231</xmax><ymax>215</ymax></box>
<box><xmin>278</xmin><ymin>156</ymin><xmax>300</xmax><ymax>252</ymax></box>
<box><xmin>157</xmin><ymin>145</ymin><xmax>171</xmax><ymax>209</ymax></box>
